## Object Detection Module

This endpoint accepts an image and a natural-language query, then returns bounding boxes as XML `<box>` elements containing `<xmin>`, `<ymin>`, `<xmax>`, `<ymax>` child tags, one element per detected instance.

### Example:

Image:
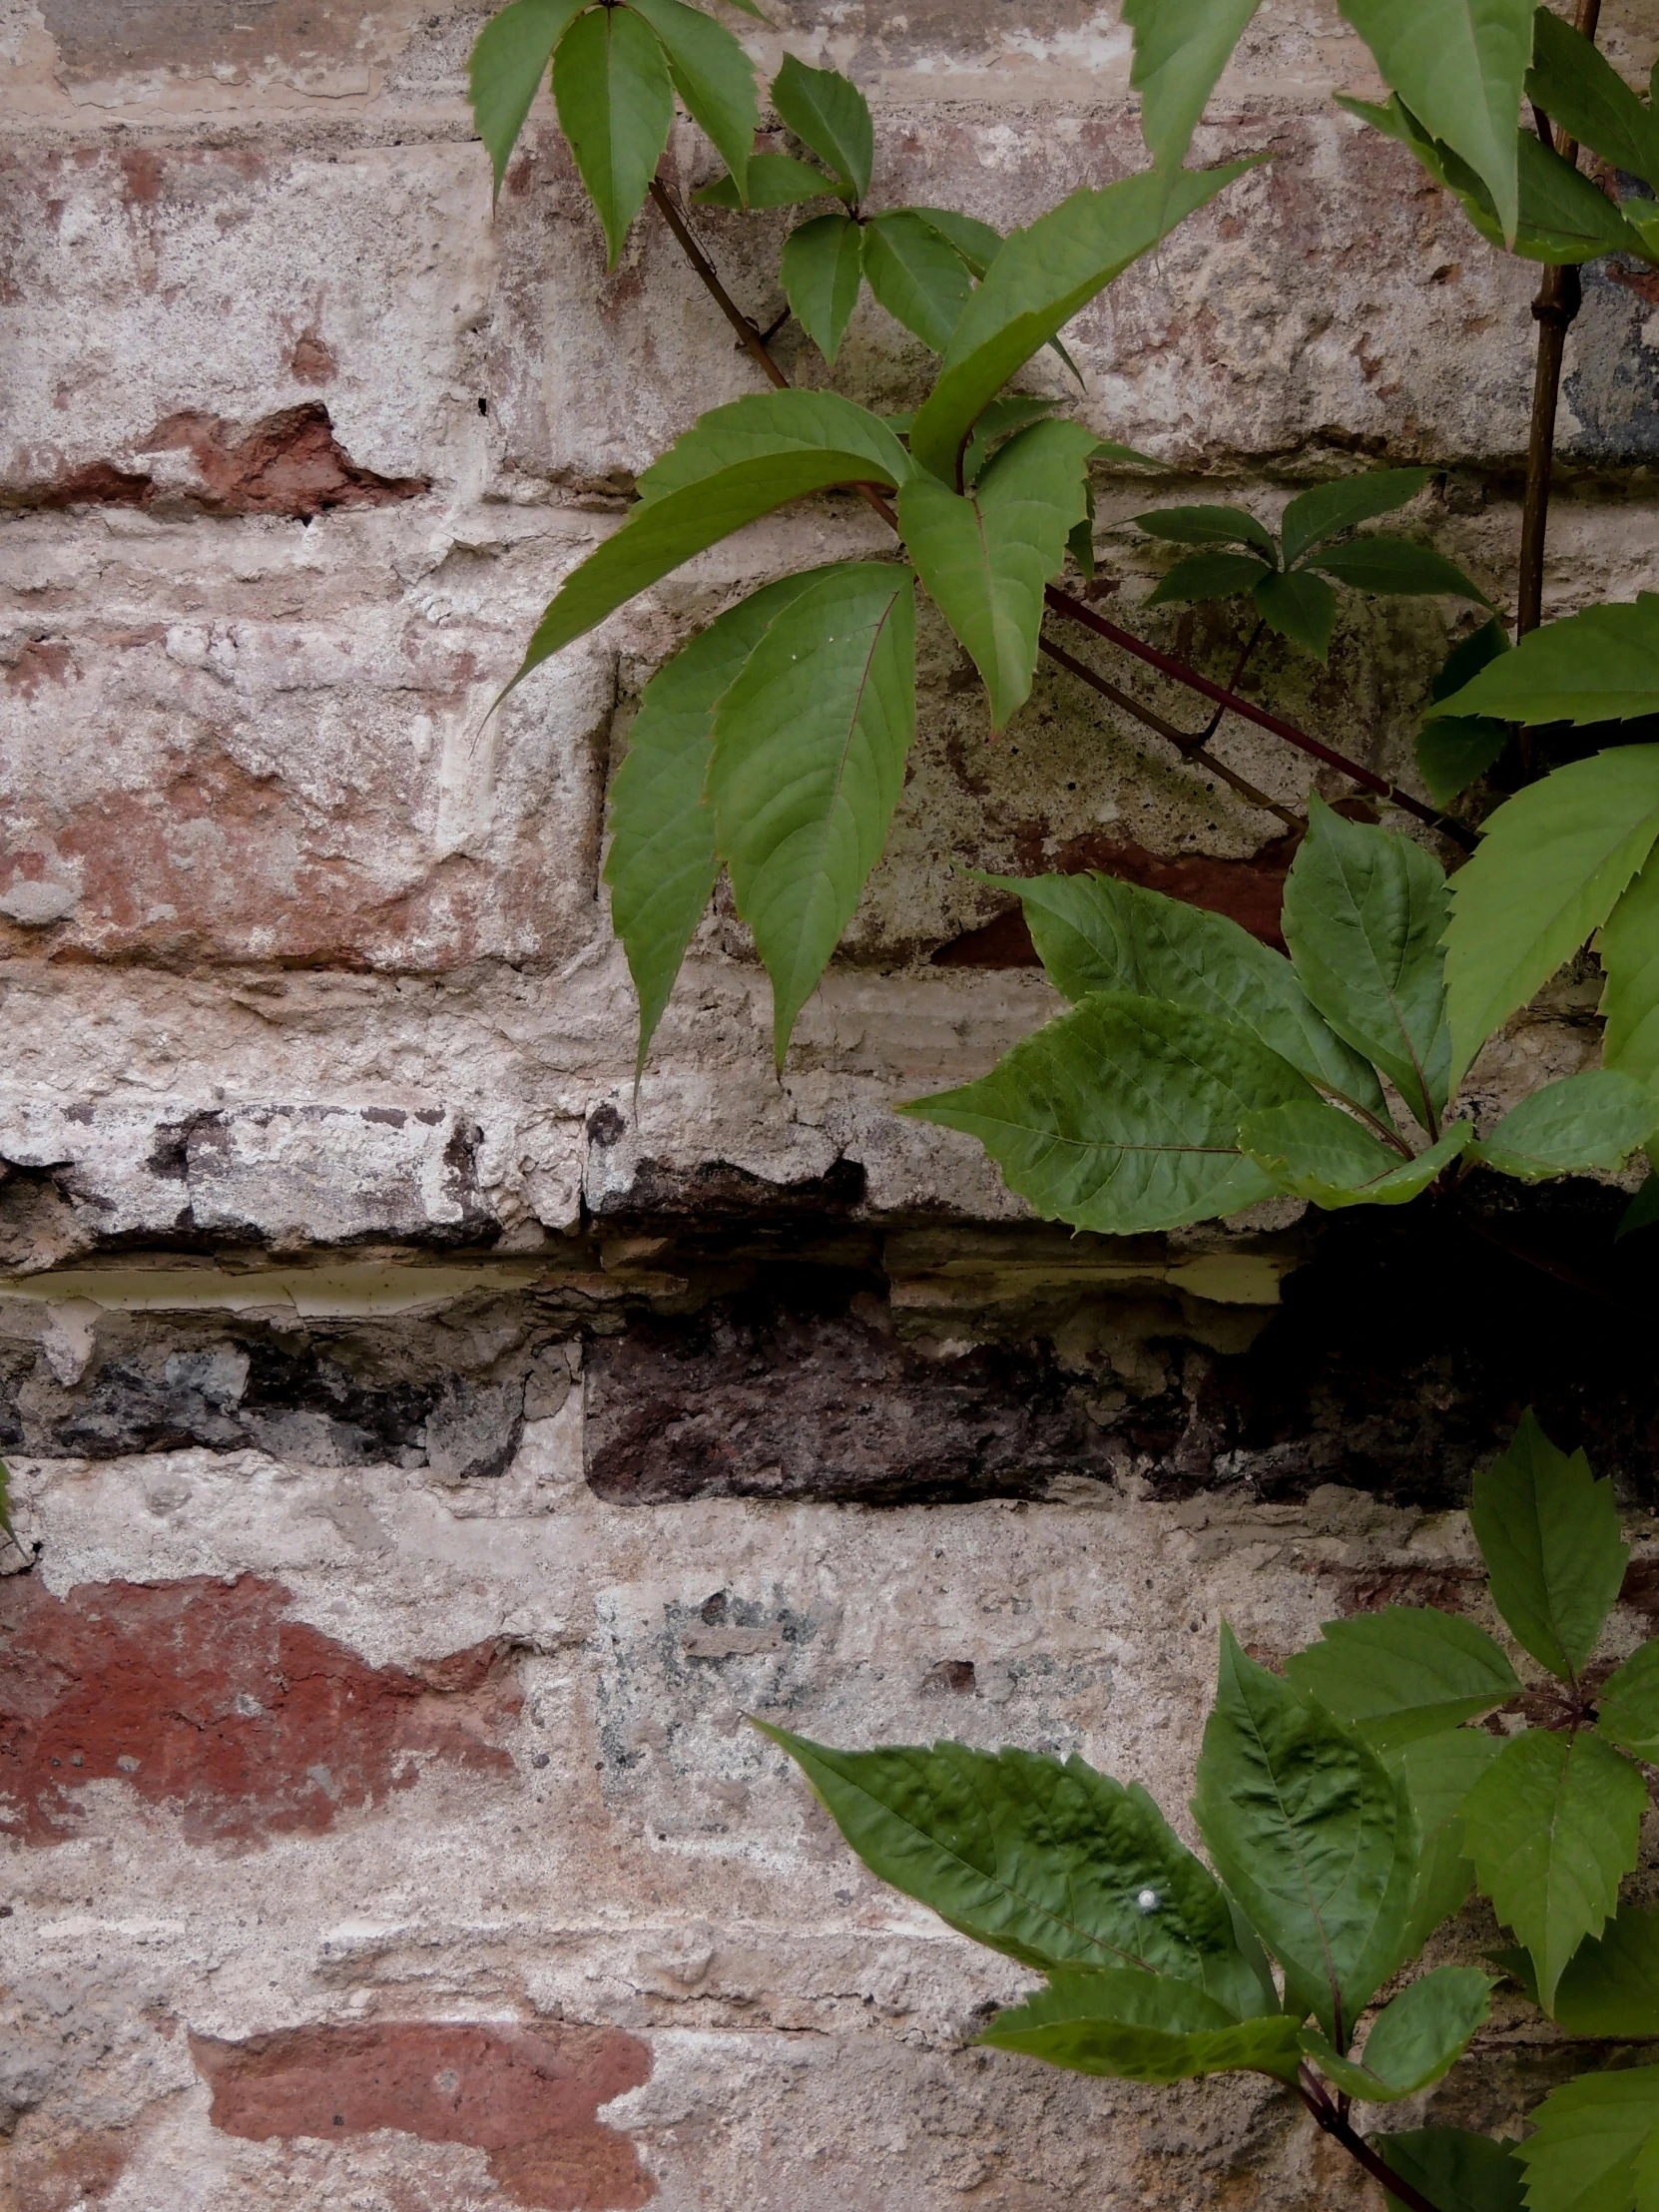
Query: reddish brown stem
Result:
<box><xmin>1297</xmin><ymin>2071</ymin><xmax>1446</xmax><ymax>2212</ymax></box>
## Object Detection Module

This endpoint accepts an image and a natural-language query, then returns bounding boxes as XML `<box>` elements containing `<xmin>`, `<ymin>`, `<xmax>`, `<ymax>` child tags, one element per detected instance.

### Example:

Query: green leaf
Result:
<box><xmin>978</xmin><ymin>868</ymin><xmax>1387</xmax><ymax>1111</ymax></box>
<box><xmin>1285</xmin><ymin>1607</ymin><xmax>1521</xmax><ymax>1753</ymax></box>
<box><xmin>552</xmin><ymin>4</ymin><xmax>675</xmax><ymax>269</ymax></box>
<box><xmin>980</xmin><ymin>1971</ymin><xmax>1303</xmax><ymax>2083</ymax></box>
<box><xmin>1470</xmin><ymin>1412</ymin><xmax>1629</xmax><ymax>1683</ymax></box>
<box><xmin>605</xmin><ymin>571</ymin><xmax>827</xmax><ymax>1068</ymax></box>
<box><xmin>860</xmin><ymin>211</ymin><xmax>975</xmax><ymax>353</ymax></box>
<box><xmin>1255</xmin><ymin>568</ymin><xmax>1339</xmax><ymax>661</ymax></box>
<box><xmin>1303</xmin><ymin>1966</ymin><xmax>1493</xmax><ymax>2103</ymax></box>
<box><xmin>753</xmin><ymin>1724</ymin><xmax>1276</xmax><ymax>2012</ymax></box>
<box><xmin>1433</xmin><ymin>601</ymin><xmax>1659</xmax><ymax>728</ymax></box>
<box><xmin>1375</xmin><ymin>2130</ymin><xmax>1525</xmax><ymax>2212</ymax></box>
<box><xmin>1193</xmin><ymin>1627</ymin><xmax>1417</xmax><ymax>2039</ymax></box>
<box><xmin>899</xmin><ymin>419</ymin><xmax>1096</xmax><ymax>728</ymax></box>
<box><xmin>771</xmin><ymin>53</ymin><xmax>871</xmax><ymax>199</ymax></box>
<box><xmin>468</xmin><ymin>0</ymin><xmax>587</xmax><ymax>202</ymax></box>
<box><xmin>626</xmin><ymin>0</ymin><xmax>757</xmax><ymax>196</ymax></box>
<box><xmin>1308</xmin><ymin>537</ymin><xmax>1493</xmax><ymax>605</ymax></box>
<box><xmin>1472</xmin><ymin>1070</ymin><xmax>1657</xmax><ymax>1183</ymax></box>
<box><xmin>1123</xmin><ymin>0</ymin><xmax>1267</xmax><ymax>172</ymax></box>
<box><xmin>909</xmin><ymin>163</ymin><xmax>1257</xmax><ymax>486</ymax></box>
<box><xmin>1598</xmin><ymin>1642</ymin><xmax>1659</xmax><ymax>1767</ymax></box>
<box><xmin>1283</xmin><ymin>796</ymin><xmax>1450</xmax><ymax>1131</ymax></box>
<box><xmin>1417</xmin><ymin>620</ymin><xmax>1510</xmax><ymax>811</ymax></box>
<box><xmin>1147</xmin><ymin>551</ymin><xmax>1275</xmax><ymax>606</ymax></box>
<box><xmin>1600</xmin><ymin>858</ymin><xmax>1659</xmax><ymax>1093</ymax></box>
<box><xmin>961</xmin><ymin>394</ymin><xmax>1062</xmax><ymax>488</ymax></box>
<box><xmin>905</xmin><ymin>205</ymin><xmax>1004</xmax><ymax>278</ymax></box>
<box><xmin>1337</xmin><ymin>0</ymin><xmax>1537</xmax><ymax>245</ymax></box>
<box><xmin>1241</xmin><ymin>1102</ymin><xmax>1470</xmax><ymax>1209</ymax></box>
<box><xmin>902</xmin><ymin>991</ymin><xmax>1317</xmax><ymax>1235</ymax></box>
<box><xmin>1550</xmin><ymin>1905</ymin><xmax>1659</xmax><ymax>2037</ymax></box>
<box><xmin>0</xmin><ymin>1453</ymin><xmax>12</xmax><ymax>1544</ymax></box>
<box><xmin>1515</xmin><ymin>2064</ymin><xmax>1659</xmax><ymax>2212</ymax></box>
<box><xmin>708</xmin><ymin>562</ymin><xmax>914</xmax><ymax>1063</ymax></box>
<box><xmin>1396</xmin><ymin>1728</ymin><xmax>1504</xmax><ymax>1953</ymax></box>
<box><xmin>1619</xmin><ymin>1163</ymin><xmax>1659</xmax><ymax>1242</ymax></box>
<box><xmin>1528</xmin><ymin>7</ymin><xmax>1659</xmax><ymax>195</ymax></box>
<box><xmin>1136</xmin><ymin>503</ymin><xmax>1277</xmax><ymax>555</ymax></box>
<box><xmin>1280</xmin><ymin>469</ymin><xmax>1432</xmax><ymax>569</ymax></box>
<box><xmin>1442</xmin><ymin>748</ymin><xmax>1659</xmax><ymax>1088</ymax></box>
<box><xmin>693</xmin><ymin>151</ymin><xmax>848</xmax><ymax>208</ymax></box>
<box><xmin>1461</xmin><ymin>1727</ymin><xmax>1646</xmax><ymax>2007</ymax></box>
<box><xmin>780</xmin><ymin>212</ymin><xmax>864</xmax><ymax>362</ymax></box>
<box><xmin>511</xmin><ymin>390</ymin><xmax>912</xmax><ymax>683</ymax></box>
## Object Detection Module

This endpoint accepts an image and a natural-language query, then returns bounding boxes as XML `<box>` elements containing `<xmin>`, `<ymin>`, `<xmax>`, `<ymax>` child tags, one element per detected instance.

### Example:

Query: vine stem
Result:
<box><xmin>1297</xmin><ymin>2069</ymin><xmax>1446</xmax><ymax>2212</ymax></box>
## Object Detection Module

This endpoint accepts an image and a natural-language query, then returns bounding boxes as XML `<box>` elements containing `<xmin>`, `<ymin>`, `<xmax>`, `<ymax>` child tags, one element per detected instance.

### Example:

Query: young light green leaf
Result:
<box><xmin>1147</xmin><ymin>551</ymin><xmax>1275</xmax><ymax>606</ymax></box>
<box><xmin>780</xmin><ymin>212</ymin><xmax>864</xmax><ymax>362</ymax></box>
<box><xmin>980</xmin><ymin>1970</ymin><xmax>1303</xmax><ymax>2083</ymax></box>
<box><xmin>1597</xmin><ymin>1642</ymin><xmax>1659</xmax><ymax>1767</ymax></box>
<box><xmin>898</xmin><ymin>419</ymin><xmax>1095</xmax><ymax>727</ymax></box>
<box><xmin>1442</xmin><ymin>748</ymin><xmax>1659</xmax><ymax>1087</ymax></box>
<box><xmin>1417</xmin><ymin>620</ymin><xmax>1510</xmax><ymax>811</ymax></box>
<box><xmin>903</xmin><ymin>205</ymin><xmax>1004</xmax><ymax>277</ymax></box>
<box><xmin>1285</xmin><ymin>1606</ymin><xmax>1520</xmax><ymax>1753</ymax></box>
<box><xmin>468</xmin><ymin>0</ymin><xmax>587</xmax><ymax>202</ymax></box>
<box><xmin>1472</xmin><ymin>1070</ymin><xmax>1657</xmax><ymax>1183</ymax></box>
<box><xmin>552</xmin><ymin>3</ymin><xmax>675</xmax><ymax>268</ymax></box>
<box><xmin>1549</xmin><ymin>1905</ymin><xmax>1659</xmax><ymax>2037</ymax></box>
<box><xmin>605</xmin><ymin>571</ymin><xmax>828</xmax><ymax>1068</ymax></box>
<box><xmin>771</xmin><ymin>53</ymin><xmax>872</xmax><ymax>199</ymax></box>
<box><xmin>860</xmin><ymin>211</ymin><xmax>975</xmax><ymax>353</ymax></box>
<box><xmin>1600</xmin><ymin>857</ymin><xmax>1659</xmax><ymax>1093</ymax></box>
<box><xmin>977</xmin><ymin>868</ymin><xmax>1387</xmax><ymax>1111</ymax></box>
<box><xmin>1527</xmin><ymin>7</ymin><xmax>1659</xmax><ymax>194</ymax></box>
<box><xmin>1433</xmin><ymin>602</ymin><xmax>1659</xmax><ymax>727</ymax></box>
<box><xmin>1240</xmin><ymin>1102</ymin><xmax>1469</xmax><ymax>1210</ymax></box>
<box><xmin>1308</xmin><ymin>538</ymin><xmax>1492</xmax><ymax>605</ymax></box>
<box><xmin>902</xmin><ymin>992</ymin><xmax>1316</xmax><ymax>1235</ymax></box>
<box><xmin>1123</xmin><ymin>0</ymin><xmax>1267</xmax><ymax>172</ymax></box>
<box><xmin>1280</xmin><ymin>469</ymin><xmax>1431</xmax><ymax>569</ymax></box>
<box><xmin>1193</xmin><ymin>1627</ymin><xmax>1418</xmax><ymax>2039</ymax></box>
<box><xmin>693</xmin><ymin>152</ymin><xmax>848</xmax><ymax>209</ymax></box>
<box><xmin>1376</xmin><ymin>2129</ymin><xmax>1525</xmax><ymax>2212</ymax></box>
<box><xmin>1461</xmin><ymin>1726</ymin><xmax>1646</xmax><ymax>2007</ymax></box>
<box><xmin>1337</xmin><ymin>0</ymin><xmax>1537</xmax><ymax>245</ymax></box>
<box><xmin>1136</xmin><ymin>503</ymin><xmax>1277</xmax><ymax>555</ymax></box>
<box><xmin>635</xmin><ymin>387</ymin><xmax>912</xmax><ymax>503</ymax></box>
<box><xmin>1515</xmin><ymin>2063</ymin><xmax>1659</xmax><ymax>2212</ymax></box>
<box><xmin>1303</xmin><ymin>1966</ymin><xmax>1492</xmax><ymax>2103</ymax></box>
<box><xmin>1255</xmin><ymin>569</ymin><xmax>1339</xmax><ymax>661</ymax></box>
<box><xmin>1470</xmin><ymin>1412</ymin><xmax>1628</xmax><ymax>1683</ymax></box>
<box><xmin>909</xmin><ymin>163</ymin><xmax>1257</xmax><ymax>485</ymax></box>
<box><xmin>626</xmin><ymin>0</ymin><xmax>757</xmax><ymax>196</ymax></box>
<box><xmin>1283</xmin><ymin>796</ymin><xmax>1450</xmax><ymax>1130</ymax></box>
<box><xmin>709</xmin><ymin>562</ymin><xmax>914</xmax><ymax>1063</ymax></box>
<box><xmin>753</xmin><ymin>1724</ymin><xmax>1275</xmax><ymax>2012</ymax></box>
<box><xmin>1396</xmin><ymin>1727</ymin><xmax>1503</xmax><ymax>1953</ymax></box>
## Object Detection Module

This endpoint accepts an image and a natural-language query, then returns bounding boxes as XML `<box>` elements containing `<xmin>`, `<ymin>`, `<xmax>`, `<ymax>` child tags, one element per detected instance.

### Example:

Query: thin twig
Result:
<box><xmin>1298</xmin><ymin>2071</ymin><xmax>1447</xmax><ymax>2212</ymax></box>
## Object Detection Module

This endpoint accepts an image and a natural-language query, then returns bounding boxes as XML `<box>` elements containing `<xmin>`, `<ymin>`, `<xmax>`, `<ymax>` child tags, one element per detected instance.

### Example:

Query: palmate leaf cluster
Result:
<box><xmin>762</xmin><ymin>1415</ymin><xmax>1659</xmax><ymax>2212</ymax></box>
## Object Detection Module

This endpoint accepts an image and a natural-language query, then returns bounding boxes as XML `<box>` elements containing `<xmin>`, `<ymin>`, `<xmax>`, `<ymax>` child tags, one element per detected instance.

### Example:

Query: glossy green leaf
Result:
<box><xmin>1283</xmin><ymin>796</ymin><xmax>1450</xmax><ymax>1131</ymax></box>
<box><xmin>1434</xmin><ymin>602</ymin><xmax>1659</xmax><ymax>728</ymax></box>
<box><xmin>1528</xmin><ymin>7</ymin><xmax>1659</xmax><ymax>195</ymax></box>
<box><xmin>512</xmin><ymin>391</ymin><xmax>912</xmax><ymax>683</ymax></box>
<box><xmin>1396</xmin><ymin>1728</ymin><xmax>1503</xmax><ymax>1953</ymax></box>
<box><xmin>1255</xmin><ymin>568</ymin><xmax>1339</xmax><ymax>661</ymax></box>
<box><xmin>1241</xmin><ymin>1102</ymin><xmax>1469</xmax><ymax>1209</ymax></box>
<box><xmin>709</xmin><ymin>562</ymin><xmax>914</xmax><ymax>1063</ymax></box>
<box><xmin>860</xmin><ymin>211</ymin><xmax>975</xmax><ymax>353</ymax></box>
<box><xmin>1515</xmin><ymin>2063</ymin><xmax>1659</xmax><ymax>2212</ymax></box>
<box><xmin>754</xmin><ymin>1724</ymin><xmax>1276</xmax><ymax>2012</ymax></box>
<box><xmin>1442</xmin><ymin>749</ymin><xmax>1659</xmax><ymax>1089</ymax></box>
<box><xmin>1136</xmin><ymin>503</ymin><xmax>1277</xmax><ymax>555</ymax></box>
<box><xmin>1337</xmin><ymin>0</ymin><xmax>1537</xmax><ymax>245</ymax></box>
<box><xmin>693</xmin><ymin>152</ymin><xmax>848</xmax><ymax>208</ymax></box>
<box><xmin>899</xmin><ymin>419</ymin><xmax>1095</xmax><ymax>728</ymax></box>
<box><xmin>1285</xmin><ymin>1606</ymin><xmax>1520</xmax><ymax>1753</ymax></box>
<box><xmin>1461</xmin><ymin>1726</ymin><xmax>1645</xmax><ymax>2007</ymax></box>
<box><xmin>1550</xmin><ymin>1905</ymin><xmax>1659</xmax><ymax>2036</ymax></box>
<box><xmin>605</xmin><ymin>571</ymin><xmax>827</xmax><ymax>1068</ymax></box>
<box><xmin>1470</xmin><ymin>1412</ymin><xmax>1628</xmax><ymax>1683</ymax></box>
<box><xmin>909</xmin><ymin>163</ymin><xmax>1256</xmax><ymax>485</ymax></box>
<box><xmin>1598</xmin><ymin>1642</ymin><xmax>1659</xmax><ymax>1767</ymax></box>
<box><xmin>1309</xmin><ymin>538</ymin><xmax>1492</xmax><ymax>605</ymax></box>
<box><xmin>552</xmin><ymin>4</ymin><xmax>674</xmax><ymax>268</ymax></box>
<box><xmin>902</xmin><ymin>991</ymin><xmax>1316</xmax><ymax>1235</ymax></box>
<box><xmin>1417</xmin><ymin>620</ymin><xmax>1510</xmax><ymax>811</ymax></box>
<box><xmin>978</xmin><ymin>868</ymin><xmax>1387</xmax><ymax>1111</ymax></box>
<box><xmin>772</xmin><ymin>53</ymin><xmax>872</xmax><ymax>199</ymax></box>
<box><xmin>780</xmin><ymin>212</ymin><xmax>864</xmax><ymax>362</ymax></box>
<box><xmin>1193</xmin><ymin>1627</ymin><xmax>1417</xmax><ymax>2039</ymax></box>
<box><xmin>1303</xmin><ymin>1966</ymin><xmax>1492</xmax><ymax>2103</ymax></box>
<box><xmin>627</xmin><ymin>0</ymin><xmax>757</xmax><ymax>195</ymax></box>
<box><xmin>1123</xmin><ymin>0</ymin><xmax>1267</xmax><ymax>172</ymax></box>
<box><xmin>1472</xmin><ymin>1070</ymin><xmax>1657</xmax><ymax>1183</ymax></box>
<box><xmin>980</xmin><ymin>1970</ymin><xmax>1302</xmax><ymax>2083</ymax></box>
<box><xmin>1147</xmin><ymin>550</ymin><xmax>1274</xmax><ymax>606</ymax></box>
<box><xmin>1600</xmin><ymin>859</ymin><xmax>1659</xmax><ymax>1093</ymax></box>
<box><xmin>1281</xmin><ymin>469</ymin><xmax>1431</xmax><ymax>569</ymax></box>
<box><xmin>1376</xmin><ymin>2129</ymin><xmax>1525</xmax><ymax>2212</ymax></box>
<box><xmin>468</xmin><ymin>0</ymin><xmax>587</xmax><ymax>202</ymax></box>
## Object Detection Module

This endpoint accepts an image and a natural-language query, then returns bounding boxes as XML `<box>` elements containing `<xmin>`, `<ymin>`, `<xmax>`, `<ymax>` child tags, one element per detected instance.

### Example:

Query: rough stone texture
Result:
<box><xmin>5</xmin><ymin>0</ymin><xmax>1659</xmax><ymax>2204</ymax></box>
